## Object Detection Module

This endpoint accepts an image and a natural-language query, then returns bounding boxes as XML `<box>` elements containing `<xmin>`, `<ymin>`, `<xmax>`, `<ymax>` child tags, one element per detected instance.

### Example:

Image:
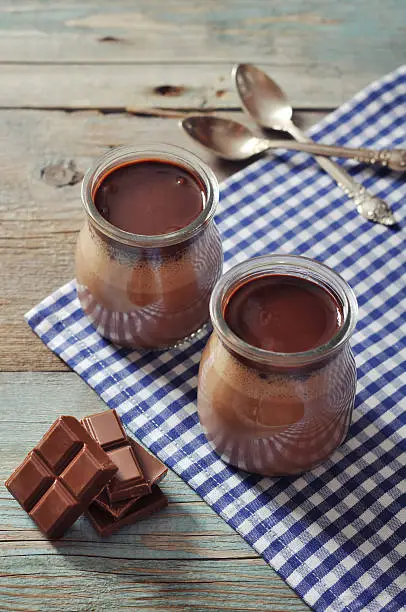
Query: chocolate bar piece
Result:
<box><xmin>94</xmin><ymin>489</ymin><xmax>136</xmax><ymax>519</ymax></box>
<box><xmin>5</xmin><ymin>416</ymin><xmax>117</xmax><ymax>539</ymax></box>
<box><xmin>133</xmin><ymin>441</ymin><xmax>168</xmax><ymax>486</ymax></box>
<box><xmin>94</xmin><ymin>440</ymin><xmax>168</xmax><ymax>519</ymax></box>
<box><xmin>86</xmin><ymin>485</ymin><xmax>168</xmax><ymax>537</ymax></box>
<box><xmin>81</xmin><ymin>410</ymin><xmax>151</xmax><ymax>502</ymax></box>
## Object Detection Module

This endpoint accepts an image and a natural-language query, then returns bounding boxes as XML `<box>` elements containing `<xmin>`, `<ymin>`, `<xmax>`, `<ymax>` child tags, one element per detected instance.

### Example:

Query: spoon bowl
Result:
<box><xmin>181</xmin><ymin>116</ymin><xmax>268</xmax><ymax>160</ymax></box>
<box><xmin>233</xmin><ymin>64</ymin><xmax>292</xmax><ymax>130</ymax></box>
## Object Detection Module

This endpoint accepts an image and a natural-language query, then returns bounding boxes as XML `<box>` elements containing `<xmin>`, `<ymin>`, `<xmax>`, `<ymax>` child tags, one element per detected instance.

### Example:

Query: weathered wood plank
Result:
<box><xmin>0</xmin><ymin>62</ymin><xmax>375</xmax><ymax>110</ymax></box>
<box><xmin>0</xmin><ymin>108</ymin><xmax>325</xmax><ymax>371</ymax></box>
<box><xmin>1</xmin><ymin>497</ymin><xmax>255</xmax><ymax>555</ymax></box>
<box><xmin>0</xmin><ymin>1</ymin><xmax>403</xmax><ymax>109</ymax></box>
<box><xmin>0</xmin><ymin>372</ymin><xmax>308</xmax><ymax>610</ymax></box>
<box><xmin>0</xmin><ymin>529</ymin><xmax>255</xmax><ymax>560</ymax></box>
<box><xmin>0</xmin><ymin>558</ymin><xmax>309</xmax><ymax>612</ymax></box>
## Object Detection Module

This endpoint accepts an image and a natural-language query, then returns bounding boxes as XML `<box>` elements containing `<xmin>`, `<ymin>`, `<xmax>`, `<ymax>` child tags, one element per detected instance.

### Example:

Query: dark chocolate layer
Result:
<box><xmin>225</xmin><ymin>274</ymin><xmax>342</xmax><ymax>353</ymax></box>
<box><xmin>95</xmin><ymin>160</ymin><xmax>204</xmax><ymax>235</ymax></box>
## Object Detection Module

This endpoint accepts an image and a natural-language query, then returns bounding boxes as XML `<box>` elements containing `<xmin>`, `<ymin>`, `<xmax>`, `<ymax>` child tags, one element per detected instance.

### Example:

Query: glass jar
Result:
<box><xmin>76</xmin><ymin>145</ymin><xmax>223</xmax><ymax>349</ymax></box>
<box><xmin>197</xmin><ymin>255</ymin><xmax>358</xmax><ymax>476</ymax></box>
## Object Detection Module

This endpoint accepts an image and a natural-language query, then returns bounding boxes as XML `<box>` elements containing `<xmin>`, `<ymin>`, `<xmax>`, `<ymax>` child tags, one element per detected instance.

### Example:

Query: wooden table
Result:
<box><xmin>1</xmin><ymin>2</ymin><xmax>403</xmax><ymax>610</ymax></box>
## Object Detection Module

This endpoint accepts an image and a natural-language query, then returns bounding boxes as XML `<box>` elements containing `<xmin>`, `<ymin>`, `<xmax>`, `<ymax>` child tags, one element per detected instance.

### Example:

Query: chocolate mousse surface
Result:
<box><xmin>94</xmin><ymin>160</ymin><xmax>204</xmax><ymax>235</ymax></box>
<box><xmin>224</xmin><ymin>274</ymin><xmax>342</xmax><ymax>353</ymax></box>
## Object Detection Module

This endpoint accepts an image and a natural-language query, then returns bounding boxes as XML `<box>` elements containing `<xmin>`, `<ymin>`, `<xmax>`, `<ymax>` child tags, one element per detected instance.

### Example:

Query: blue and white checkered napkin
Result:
<box><xmin>26</xmin><ymin>67</ymin><xmax>406</xmax><ymax>611</ymax></box>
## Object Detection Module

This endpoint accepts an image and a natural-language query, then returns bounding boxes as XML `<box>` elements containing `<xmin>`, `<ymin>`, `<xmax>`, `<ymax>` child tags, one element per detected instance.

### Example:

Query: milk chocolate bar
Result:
<box><xmin>5</xmin><ymin>416</ymin><xmax>117</xmax><ymax>539</ymax></box>
<box><xmin>132</xmin><ymin>440</ymin><xmax>168</xmax><ymax>485</ymax></box>
<box><xmin>94</xmin><ymin>440</ymin><xmax>168</xmax><ymax>519</ymax></box>
<box><xmin>81</xmin><ymin>410</ymin><xmax>151</xmax><ymax>502</ymax></box>
<box><xmin>86</xmin><ymin>485</ymin><xmax>168</xmax><ymax>537</ymax></box>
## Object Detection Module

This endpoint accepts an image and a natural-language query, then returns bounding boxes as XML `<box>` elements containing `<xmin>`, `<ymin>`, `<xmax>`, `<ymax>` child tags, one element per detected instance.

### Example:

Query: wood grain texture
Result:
<box><xmin>0</xmin><ymin>372</ymin><xmax>309</xmax><ymax>611</ymax></box>
<box><xmin>0</xmin><ymin>108</ymin><xmax>325</xmax><ymax>372</ymax></box>
<box><xmin>1</xmin><ymin>558</ymin><xmax>309</xmax><ymax>612</ymax></box>
<box><xmin>0</xmin><ymin>1</ymin><xmax>403</xmax><ymax>109</ymax></box>
<box><xmin>0</xmin><ymin>62</ymin><xmax>377</xmax><ymax>110</ymax></box>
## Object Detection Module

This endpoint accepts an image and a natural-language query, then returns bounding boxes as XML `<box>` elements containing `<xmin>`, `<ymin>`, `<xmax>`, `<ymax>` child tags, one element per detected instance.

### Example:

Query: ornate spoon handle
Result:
<box><xmin>261</xmin><ymin>139</ymin><xmax>406</xmax><ymax>172</ymax></box>
<box><xmin>335</xmin><ymin>147</ymin><xmax>406</xmax><ymax>172</ymax></box>
<box><xmin>286</xmin><ymin>122</ymin><xmax>396</xmax><ymax>226</ymax></box>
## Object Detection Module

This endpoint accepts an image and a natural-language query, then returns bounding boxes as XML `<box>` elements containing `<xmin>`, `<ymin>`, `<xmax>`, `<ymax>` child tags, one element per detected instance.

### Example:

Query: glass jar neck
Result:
<box><xmin>81</xmin><ymin>144</ymin><xmax>219</xmax><ymax>248</ymax></box>
<box><xmin>210</xmin><ymin>255</ymin><xmax>358</xmax><ymax>369</ymax></box>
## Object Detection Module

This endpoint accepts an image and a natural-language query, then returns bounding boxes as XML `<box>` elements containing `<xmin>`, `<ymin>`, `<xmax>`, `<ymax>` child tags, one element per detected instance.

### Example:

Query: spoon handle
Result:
<box><xmin>271</xmin><ymin>140</ymin><xmax>406</xmax><ymax>172</ymax></box>
<box><xmin>285</xmin><ymin>121</ymin><xmax>396</xmax><ymax>226</ymax></box>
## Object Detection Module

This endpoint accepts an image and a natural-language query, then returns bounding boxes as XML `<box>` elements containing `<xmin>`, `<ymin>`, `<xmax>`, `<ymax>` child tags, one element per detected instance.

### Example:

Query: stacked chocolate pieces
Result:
<box><xmin>81</xmin><ymin>410</ymin><xmax>168</xmax><ymax>536</ymax></box>
<box><xmin>5</xmin><ymin>411</ymin><xmax>168</xmax><ymax>539</ymax></box>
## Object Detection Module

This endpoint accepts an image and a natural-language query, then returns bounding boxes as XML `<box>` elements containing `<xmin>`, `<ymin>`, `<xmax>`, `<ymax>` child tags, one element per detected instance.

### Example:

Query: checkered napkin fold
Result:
<box><xmin>26</xmin><ymin>66</ymin><xmax>406</xmax><ymax>612</ymax></box>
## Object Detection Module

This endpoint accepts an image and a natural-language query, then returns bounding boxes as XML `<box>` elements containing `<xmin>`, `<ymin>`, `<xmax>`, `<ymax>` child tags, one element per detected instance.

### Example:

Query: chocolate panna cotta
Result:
<box><xmin>224</xmin><ymin>274</ymin><xmax>343</xmax><ymax>354</ymax></box>
<box><xmin>94</xmin><ymin>160</ymin><xmax>205</xmax><ymax>236</ymax></box>
<box><xmin>76</xmin><ymin>148</ymin><xmax>223</xmax><ymax>349</ymax></box>
<box><xmin>197</xmin><ymin>256</ymin><xmax>357</xmax><ymax>476</ymax></box>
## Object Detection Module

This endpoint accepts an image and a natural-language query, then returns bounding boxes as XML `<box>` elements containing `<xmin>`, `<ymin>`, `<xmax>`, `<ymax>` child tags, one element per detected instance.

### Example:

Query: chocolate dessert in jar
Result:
<box><xmin>76</xmin><ymin>145</ymin><xmax>223</xmax><ymax>348</ymax></box>
<box><xmin>197</xmin><ymin>255</ymin><xmax>358</xmax><ymax>476</ymax></box>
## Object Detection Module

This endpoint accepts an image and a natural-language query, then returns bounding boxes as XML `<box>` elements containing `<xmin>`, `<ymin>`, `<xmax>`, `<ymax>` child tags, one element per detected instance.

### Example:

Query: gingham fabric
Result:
<box><xmin>26</xmin><ymin>67</ymin><xmax>406</xmax><ymax>612</ymax></box>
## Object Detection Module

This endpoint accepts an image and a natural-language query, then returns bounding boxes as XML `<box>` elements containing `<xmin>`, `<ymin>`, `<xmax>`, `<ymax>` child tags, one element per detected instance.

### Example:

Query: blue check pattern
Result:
<box><xmin>26</xmin><ymin>67</ymin><xmax>406</xmax><ymax>612</ymax></box>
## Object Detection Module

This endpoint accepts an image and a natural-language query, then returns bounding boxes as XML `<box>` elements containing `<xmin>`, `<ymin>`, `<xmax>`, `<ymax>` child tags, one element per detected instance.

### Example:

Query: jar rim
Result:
<box><xmin>210</xmin><ymin>254</ymin><xmax>358</xmax><ymax>367</ymax></box>
<box><xmin>81</xmin><ymin>144</ymin><xmax>219</xmax><ymax>248</ymax></box>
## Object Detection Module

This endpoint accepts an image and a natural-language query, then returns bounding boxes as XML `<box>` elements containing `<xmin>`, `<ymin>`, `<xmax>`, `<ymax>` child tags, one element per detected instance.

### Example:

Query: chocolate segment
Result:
<box><xmin>60</xmin><ymin>447</ymin><xmax>105</xmax><ymax>498</ymax></box>
<box><xmin>81</xmin><ymin>410</ymin><xmax>126</xmax><ymax>450</ymax></box>
<box><xmin>81</xmin><ymin>410</ymin><xmax>151</xmax><ymax>503</ymax></box>
<box><xmin>86</xmin><ymin>486</ymin><xmax>168</xmax><ymax>537</ymax></box>
<box><xmin>93</xmin><ymin>490</ymin><xmax>141</xmax><ymax>520</ymax></box>
<box><xmin>30</xmin><ymin>481</ymin><xmax>79</xmax><ymax>537</ymax></box>
<box><xmin>7</xmin><ymin>452</ymin><xmax>54</xmax><ymax>512</ymax></box>
<box><xmin>36</xmin><ymin>417</ymin><xmax>84</xmax><ymax>473</ymax></box>
<box><xmin>130</xmin><ymin>440</ymin><xmax>168</xmax><ymax>486</ymax></box>
<box><xmin>5</xmin><ymin>416</ymin><xmax>117</xmax><ymax>539</ymax></box>
<box><xmin>106</xmin><ymin>445</ymin><xmax>150</xmax><ymax>501</ymax></box>
<box><xmin>94</xmin><ymin>439</ymin><xmax>168</xmax><ymax>519</ymax></box>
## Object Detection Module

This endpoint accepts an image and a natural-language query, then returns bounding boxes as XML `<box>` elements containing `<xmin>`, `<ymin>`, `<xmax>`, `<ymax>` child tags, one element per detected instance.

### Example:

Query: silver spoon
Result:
<box><xmin>233</xmin><ymin>63</ymin><xmax>396</xmax><ymax>226</ymax></box>
<box><xmin>181</xmin><ymin>115</ymin><xmax>406</xmax><ymax>170</ymax></box>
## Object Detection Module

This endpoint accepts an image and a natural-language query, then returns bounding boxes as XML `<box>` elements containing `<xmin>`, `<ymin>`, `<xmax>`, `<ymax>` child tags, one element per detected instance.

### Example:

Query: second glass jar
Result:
<box><xmin>197</xmin><ymin>255</ymin><xmax>358</xmax><ymax>476</ymax></box>
<box><xmin>76</xmin><ymin>145</ymin><xmax>223</xmax><ymax>349</ymax></box>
